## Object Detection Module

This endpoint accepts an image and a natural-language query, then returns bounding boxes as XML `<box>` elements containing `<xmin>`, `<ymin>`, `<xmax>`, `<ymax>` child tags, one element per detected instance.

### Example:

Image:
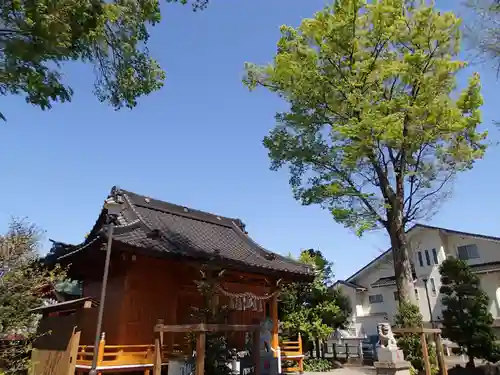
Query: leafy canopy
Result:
<box><xmin>0</xmin><ymin>0</ymin><xmax>208</xmax><ymax>120</ymax></box>
<box><xmin>244</xmin><ymin>0</ymin><xmax>487</xmax><ymax>236</ymax></box>
<box><xmin>0</xmin><ymin>219</ymin><xmax>66</xmax><ymax>374</ymax></box>
<box><xmin>439</xmin><ymin>257</ymin><xmax>500</xmax><ymax>364</ymax></box>
<box><xmin>279</xmin><ymin>250</ymin><xmax>351</xmax><ymax>342</ymax></box>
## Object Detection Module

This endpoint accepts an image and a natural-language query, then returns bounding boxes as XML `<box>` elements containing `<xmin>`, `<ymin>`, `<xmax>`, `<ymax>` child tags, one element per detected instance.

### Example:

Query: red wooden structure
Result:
<box><xmin>38</xmin><ymin>187</ymin><xmax>313</xmax><ymax>374</ymax></box>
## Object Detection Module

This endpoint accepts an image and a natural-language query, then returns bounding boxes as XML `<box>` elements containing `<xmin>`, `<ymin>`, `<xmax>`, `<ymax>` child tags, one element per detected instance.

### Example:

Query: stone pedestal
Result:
<box><xmin>374</xmin><ymin>361</ymin><xmax>411</xmax><ymax>375</ymax></box>
<box><xmin>377</xmin><ymin>347</ymin><xmax>405</xmax><ymax>363</ymax></box>
<box><xmin>374</xmin><ymin>347</ymin><xmax>411</xmax><ymax>375</ymax></box>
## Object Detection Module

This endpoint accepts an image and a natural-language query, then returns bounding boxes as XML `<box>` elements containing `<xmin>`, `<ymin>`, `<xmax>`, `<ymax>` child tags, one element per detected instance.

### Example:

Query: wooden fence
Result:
<box><xmin>392</xmin><ymin>327</ymin><xmax>448</xmax><ymax>375</ymax></box>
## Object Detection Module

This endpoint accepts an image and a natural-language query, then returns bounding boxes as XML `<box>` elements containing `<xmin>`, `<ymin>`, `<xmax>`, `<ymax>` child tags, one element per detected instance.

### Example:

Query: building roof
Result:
<box><xmin>53</xmin><ymin>187</ymin><xmax>313</xmax><ymax>279</ymax></box>
<box><xmin>469</xmin><ymin>261</ymin><xmax>500</xmax><ymax>274</ymax></box>
<box><xmin>370</xmin><ymin>272</ymin><xmax>417</xmax><ymax>288</ymax></box>
<box><xmin>344</xmin><ymin>223</ymin><xmax>500</xmax><ymax>283</ymax></box>
<box><xmin>333</xmin><ymin>280</ymin><xmax>367</xmax><ymax>291</ymax></box>
<box><xmin>30</xmin><ymin>297</ymin><xmax>99</xmax><ymax>314</ymax></box>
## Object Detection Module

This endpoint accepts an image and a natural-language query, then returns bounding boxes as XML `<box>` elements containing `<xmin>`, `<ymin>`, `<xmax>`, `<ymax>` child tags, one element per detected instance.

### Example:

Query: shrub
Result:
<box><xmin>440</xmin><ymin>258</ymin><xmax>499</xmax><ymax>366</ymax></box>
<box><xmin>303</xmin><ymin>358</ymin><xmax>334</xmax><ymax>372</ymax></box>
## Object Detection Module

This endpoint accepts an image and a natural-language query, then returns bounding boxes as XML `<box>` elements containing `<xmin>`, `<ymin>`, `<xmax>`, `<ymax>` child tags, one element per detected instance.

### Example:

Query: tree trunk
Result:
<box><xmin>315</xmin><ymin>338</ymin><xmax>321</xmax><ymax>358</ymax></box>
<box><xmin>388</xmin><ymin>216</ymin><xmax>415</xmax><ymax>304</ymax></box>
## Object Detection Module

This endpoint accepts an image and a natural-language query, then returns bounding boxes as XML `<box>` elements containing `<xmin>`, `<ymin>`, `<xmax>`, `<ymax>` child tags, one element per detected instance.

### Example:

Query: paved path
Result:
<box><xmin>304</xmin><ymin>368</ymin><xmax>376</xmax><ymax>375</ymax></box>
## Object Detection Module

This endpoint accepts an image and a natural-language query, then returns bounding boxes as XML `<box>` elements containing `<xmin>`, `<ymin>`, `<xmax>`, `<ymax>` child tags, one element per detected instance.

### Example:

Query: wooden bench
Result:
<box><xmin>280</xmin><ymin>334</ymin><xmax>304</xmax><ymax>374</ymax></box>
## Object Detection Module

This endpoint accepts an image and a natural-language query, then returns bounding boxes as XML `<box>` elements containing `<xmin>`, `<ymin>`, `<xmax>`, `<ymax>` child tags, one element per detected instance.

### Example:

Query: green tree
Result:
<box><xmin>439</xmin><ymin>257</ymin><xmax>500</xmax><ymax>366</ymax></box>
<box><xmin>0</xmin><ymin>219</ymin><xmax>66</xmax><ymax>374</ymax></box>
<box><xmin>244</xmin><ymin>0</ymin><xmax>487</xmax><ymax>302</ymax></box>
<box><xmin>279</xmin><ymin>250</ymin><xmax>350</xmax><ymax>357</ymax></box>
<box><xmin>0</xmin><ymin>0</ymin><xmax>208</xmax><ymax>120</ymax></box>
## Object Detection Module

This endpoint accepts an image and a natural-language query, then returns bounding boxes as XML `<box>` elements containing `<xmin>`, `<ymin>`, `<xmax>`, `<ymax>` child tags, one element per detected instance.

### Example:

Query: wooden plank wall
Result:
<box><xmin>31</xmin><ymin>315</ymin><xmax>81</xmax><ymax>375</ymax></box>
<box><xmin>82</xmin><ymin>252</ymin><xmax>272</xmax><ymax>348</ymax></box>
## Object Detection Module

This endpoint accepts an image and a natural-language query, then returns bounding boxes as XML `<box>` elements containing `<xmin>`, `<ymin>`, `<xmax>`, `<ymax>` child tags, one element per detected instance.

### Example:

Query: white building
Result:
<box><xmin>334</xmin><ymin>224</ymin><xmax>500</xmax><ymax>337</ymax></box>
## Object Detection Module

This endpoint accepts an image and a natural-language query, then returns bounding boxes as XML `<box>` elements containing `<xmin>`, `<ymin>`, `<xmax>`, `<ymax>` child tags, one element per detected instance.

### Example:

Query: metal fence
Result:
<box><xmin>311</xmin><ymin>338</ymin><xmax>377</xmax><ymax>365</ymax></box>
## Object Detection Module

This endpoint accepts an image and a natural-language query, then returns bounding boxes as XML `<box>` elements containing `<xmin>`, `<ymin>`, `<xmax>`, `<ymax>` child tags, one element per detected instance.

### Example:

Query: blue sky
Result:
<box><xmin>0</xmin><ymin>0</ymin><xmax>498</xmax><ymax>280</ymax></box>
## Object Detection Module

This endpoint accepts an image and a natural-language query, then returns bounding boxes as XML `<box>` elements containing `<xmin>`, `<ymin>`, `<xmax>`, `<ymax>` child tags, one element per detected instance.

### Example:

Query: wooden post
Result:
<box><xmin>345</xmin><ymin>342</ymin><xmax>349</xmax><ymax>360</ymax></box>
<box><xmin>298</xmin><ymin>333</ymin><xmax>304</xmax><ymax>374</ymax></box>
<box><xmin>270</xmin><ymin>291</ymin><xmax>279</xmax><ymax>356</ymax></box>
<box><xmin>154</xmin><ymin>319</ymin><xmax>164</xmax><ymax>375</ymax></box>
<box><xmin>333</xmin><ymin>343</ymin><xmax>337</xmax><ymax>360</ymax></box>
<box><xmin>253</xmin><ymin>328</ymin><xmax>261</xmax><ymax>375</ymax></box>
<box><xmin>435</xmin><ymin>333</ymin><xmax>448</xmax><ymax>375</ymax></box>
<box><xmin>97</xmin><ymin>332</ymin><xmax>106</xmax><ymax>367</ymax></box>
<box><xmin>196</xmin><ymin>332</ymin><xmax>206</xmax><ymax>375</ymax></box>
<box><xmin>420</xmin><ymin>332</ymin><xmax>432</xmax><ymax>375</ymax></box>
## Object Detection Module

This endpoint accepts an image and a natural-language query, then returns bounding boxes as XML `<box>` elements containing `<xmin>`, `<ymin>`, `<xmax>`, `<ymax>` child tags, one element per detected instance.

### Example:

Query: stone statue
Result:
<box><xmin>374</xmin><ymin>322</ymin><xmax>409</xmax><ymax>375</ymax></box>
<box><xmin>377</xmin><ymin>323</ymin><xmax>398</xmax><ymax>349</ymax></box>
<box><xmin>259</xmin><ymin>318</ymin><xmax>272</xmax><ymax>352</ymax></box>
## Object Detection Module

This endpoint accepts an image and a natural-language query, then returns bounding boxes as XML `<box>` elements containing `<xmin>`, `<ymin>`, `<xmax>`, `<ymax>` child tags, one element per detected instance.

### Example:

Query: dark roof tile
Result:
<box><xmin>59</xmin><ymin>187</ymin><xmax>313</xmax><ymax>279</ymax></box>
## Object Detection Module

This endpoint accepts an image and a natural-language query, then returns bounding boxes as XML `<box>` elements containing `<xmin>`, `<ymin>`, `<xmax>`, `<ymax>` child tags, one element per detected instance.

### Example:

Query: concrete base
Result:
<box><xmin>377</xmin><ymin>348</ymin><xmax>405</xmax><ymax>363</ymax></box>
<box><xmin>374</xmin><ymin>360</ymin><xmax>411</xmax><ymax>375</ymax></box>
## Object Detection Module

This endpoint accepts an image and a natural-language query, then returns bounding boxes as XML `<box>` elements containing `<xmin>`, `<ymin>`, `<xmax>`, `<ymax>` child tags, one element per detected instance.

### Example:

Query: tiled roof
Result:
<box><xmin>370</xmin><ymin>272</ymin><xmax>417</xmax><ymax>288</ymax></box>
<box><xmin>57</xmin><ymin>187</ymin><xmax>313</xmax><ymax>279</ymax></box>
<box><xmin>371</xmin><ymin>277</ymin><xmax>397</xmax><ymax>288</ymax></box>
<box><xmin>333</xmin><ymin>280</ymin><xmax>367</xmax><ymax>291</ymax></box>
<box><xmin>469</xmin><ymin>261</ymin><xmax>500</xmax><ymax>274</ymax></box>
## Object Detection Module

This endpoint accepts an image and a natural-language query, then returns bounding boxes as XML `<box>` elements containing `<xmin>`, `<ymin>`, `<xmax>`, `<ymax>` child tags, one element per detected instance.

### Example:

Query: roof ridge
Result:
<box><xmin>118</xmin><ymin>188</ymin><xmax>243</xmax><ymax>229</ymax></box>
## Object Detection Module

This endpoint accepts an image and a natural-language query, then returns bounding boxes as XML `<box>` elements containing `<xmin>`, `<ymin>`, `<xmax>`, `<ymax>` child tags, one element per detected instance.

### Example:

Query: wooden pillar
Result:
<box><xmin>420</xmin><ymin>332</ymin><xmax>431</xmax><ymax>375</ymax></box>
<box><xmin>196</xmin><ymin>331</ymin><xmax>206</xmax><ymax>375</ymax></box>
<box><xmin>154</xmin><ymin>319</ymin><xmax>164</xmax><ymax>375</ymax></box>
<box><xmin>435</xmin><ymin>333</ymin><xmax>448</xmax><ymax>375</ymax></box>
<box><xmin>270</xmin><ymin>291</ymin><xmax>279</xmax><ymax>354</ymax></box>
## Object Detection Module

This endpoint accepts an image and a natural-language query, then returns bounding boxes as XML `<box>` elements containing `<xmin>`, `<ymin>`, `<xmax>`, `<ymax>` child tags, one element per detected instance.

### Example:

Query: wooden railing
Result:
<box><xmin>77</xmin><ymin>343</ymin><xmax>155</xmax><ymax>367</ymax></box>
<box><xmin>75</xmin><ymin>329</ymin><xmax>303</xmax><ymax>374</ymax></box>
<box><xmin>75</xmin><ymin>334</ymin><xmax>191</xmax><ymax>374</ymax></box>
<box><xmin>280</xmin><ymin>334</ymin><xmax>304</xmax><ymax>374</ymax></box>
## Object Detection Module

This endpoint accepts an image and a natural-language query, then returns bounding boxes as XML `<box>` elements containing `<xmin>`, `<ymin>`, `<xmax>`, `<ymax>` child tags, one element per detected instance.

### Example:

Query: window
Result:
<box><xmin>457</xmin><ymin>244</ymin><xmax>480</xmax><ymax>260</ymax></box>
<box><xmin>417</xmin><ymin>251</ymin><xmax>424</xmax><ymax>267</ymax></box>
<box><xmin>424</xmin><ymin>250</ymin><xmax>431</xmax><ymax>266</ymax></box>
<box><xmin>369</xmin><ymin>294</ymin><xmax>383</xmax><ymax>304</ymax></box>
<box><xmin>432</xmin><ymin>248</ymin><xmax>438</xmax><ymax>264</ymax></box>
<box><xmin>415</xmin><ymin>289</ymin><xmax>420</xmax><ymax>300</ymax></box>
<box><xmin>430</xmin><ymin>278</ymin><xmax>437</xmax><ymax>296</ymax></box>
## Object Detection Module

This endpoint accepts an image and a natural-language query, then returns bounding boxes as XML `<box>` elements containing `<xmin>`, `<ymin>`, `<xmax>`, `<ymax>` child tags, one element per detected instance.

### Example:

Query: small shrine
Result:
<box><xmin>33</xmin><ymin>187</ymin><xmax>312</xmax><ymax>375</ymax></box>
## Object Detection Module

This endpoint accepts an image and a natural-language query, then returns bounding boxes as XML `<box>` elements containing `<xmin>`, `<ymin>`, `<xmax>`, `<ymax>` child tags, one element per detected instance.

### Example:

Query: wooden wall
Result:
<box><xmin>81</xmin><ymin>251</ymin><xmax>272</xmax><ymax>347</ymax></box>
<box><xmin>81</xmin><ymin>252</ymin><xmax>127</xmax><ymax>345</ymax></box>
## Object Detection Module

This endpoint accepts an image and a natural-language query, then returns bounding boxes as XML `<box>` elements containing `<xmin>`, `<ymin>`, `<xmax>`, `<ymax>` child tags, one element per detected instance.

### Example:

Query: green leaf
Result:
<box><xmin>0</xmin><ymin>0</ymin><xmax>209</xmax><ymax>117</ymax></box>
<box><xmin>244</xmin><ymin>0</ymin><xmax>488</xmax><ymax>303</ymax></box>
<box><xmin>439</xmin><ymin>257</ymin><xmax>500</xmax><ymax>363</ymax></box>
